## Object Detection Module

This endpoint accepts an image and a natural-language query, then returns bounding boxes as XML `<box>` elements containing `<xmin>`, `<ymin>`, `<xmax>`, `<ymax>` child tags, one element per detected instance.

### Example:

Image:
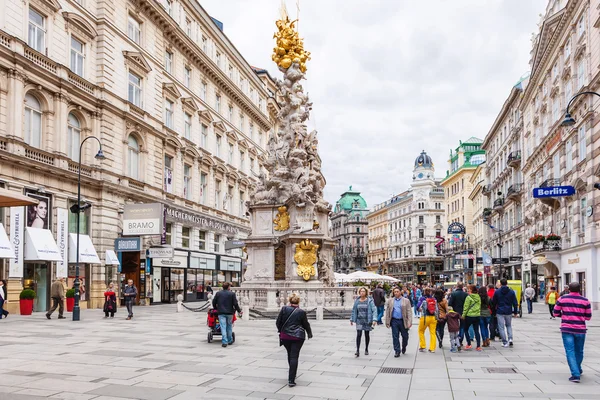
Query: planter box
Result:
<box><xmin>19</xmin><ymin>299</ymin><xmax>33</xmax><ymax>315</ymax></box>
<box><xmin>66</xmin><ymin>297</ymin><xmax>74</xmax><ymax>312</ymax></box>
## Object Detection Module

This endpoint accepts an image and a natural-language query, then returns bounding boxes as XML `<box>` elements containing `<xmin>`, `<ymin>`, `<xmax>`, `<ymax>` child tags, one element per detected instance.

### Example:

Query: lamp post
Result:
<box><xmin>71</xmin><ymin>136</ymin><xmax>105</xmax><ymax>321</ymax></box>
<box><xmin>561</xmin><ymin>91</ymin><xmax>600</xmax><ymax>127</ymax></box>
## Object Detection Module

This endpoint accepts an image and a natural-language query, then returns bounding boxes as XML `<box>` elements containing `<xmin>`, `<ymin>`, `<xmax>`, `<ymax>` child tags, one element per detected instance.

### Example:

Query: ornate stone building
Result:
<box><xmin>0</xmin><ymin>0</ymin><xmax>274</xmax><ymax>312</ymax></box>
<box><xmin>366</xmin><ymin>199</ymin><xmax>389</xmax><ymax>273</ymax></box>
<box><xmin>331</xmin><ymin>187</ymin><xmax>369</xmax><ymax>273</ymax></box>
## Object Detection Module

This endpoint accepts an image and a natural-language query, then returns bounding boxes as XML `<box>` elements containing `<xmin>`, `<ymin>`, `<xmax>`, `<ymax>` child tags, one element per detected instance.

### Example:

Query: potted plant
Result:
<box><xmin>66</xmin><ymin>289</ymin><xmax>76</xmax><ymax>312</ymax></box>
<box><xmin>482</xmin><ymin>208</ymin><xmax>493</xmax><ymax>217</ymax></box>
<box><xmin>19</xmin><ymin>289</ymin><xmax>36</xmax><ymax>315</ymax></box>
<box><xmin>546</xmin><ymin>233</ymin><xmax>561</xmax><ymax>241</ymax></box>
<box><xmin>528</xmin><ymin>234</ymin><xmax>545</xmax><ymax>245</ymax></box>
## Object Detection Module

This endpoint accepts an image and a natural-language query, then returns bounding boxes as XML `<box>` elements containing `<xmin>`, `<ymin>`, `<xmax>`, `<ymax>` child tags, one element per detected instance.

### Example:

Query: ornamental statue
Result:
<box><xmin>273</xmin><ymin>205</ymin><xmax>290</xmax><ymax>231</ymax></box>
<box><xmin>294</xmin><ymin>239</ymin><xmax>319</xmax><ymax>281</ymax></box>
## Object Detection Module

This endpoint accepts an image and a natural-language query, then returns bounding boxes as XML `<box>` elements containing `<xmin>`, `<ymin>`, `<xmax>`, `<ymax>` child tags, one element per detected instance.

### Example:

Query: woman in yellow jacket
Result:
<box><xmin>545</xmin><ymin>286</ymin><xmax>559</xmax><ymax>319</ymax></box>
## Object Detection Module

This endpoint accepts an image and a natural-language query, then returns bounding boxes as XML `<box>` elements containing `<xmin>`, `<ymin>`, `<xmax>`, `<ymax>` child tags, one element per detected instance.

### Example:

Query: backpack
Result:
<box><xmin>425</xmin><ymin>298</ymin><xmax>437</xmax><ymax>316</ymax></box>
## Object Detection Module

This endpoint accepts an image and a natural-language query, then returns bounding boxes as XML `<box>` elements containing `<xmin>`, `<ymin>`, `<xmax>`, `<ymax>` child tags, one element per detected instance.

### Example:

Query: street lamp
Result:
<box><xmin>561</xmin><ymin>91</ymin><xmax>600</xmax><ymax>127</ymax></box>
<box><xmin>71</xmin><ymin>136</ymin><xmax>105</xmax><ymax>321</ymax></box>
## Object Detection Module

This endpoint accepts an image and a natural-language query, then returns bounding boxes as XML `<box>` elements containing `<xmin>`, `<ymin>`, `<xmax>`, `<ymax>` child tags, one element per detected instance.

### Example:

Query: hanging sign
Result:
<box><xmin>531</xmin><ymin>256</ymin><xmax>548</xmax><ymax>265</ymax></box>
<box><xmin>533</xmin><ymin>186</ymin><xmax>575</xmax><ymax>198</ymax></box>
<box><xmin>56</xmin><ymin>208</ymin><xmax>68</xmax><ymax>278</ymax></box>
<box><xmin>447</xmin><ymin>222</ymin><xmax>466</xmax><ymax>235</ymax></box>
<box><xmin>9</xmin><ymin>207</ymin><xmax>24</xmax><ymax>278</ymax></box>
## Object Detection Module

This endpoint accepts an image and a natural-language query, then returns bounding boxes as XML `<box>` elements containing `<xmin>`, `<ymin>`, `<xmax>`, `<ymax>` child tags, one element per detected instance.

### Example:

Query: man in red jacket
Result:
<box><xmin>487</xmin><ymin>284</ymin><xmax>497</xmax><ymax>341</ymax></box>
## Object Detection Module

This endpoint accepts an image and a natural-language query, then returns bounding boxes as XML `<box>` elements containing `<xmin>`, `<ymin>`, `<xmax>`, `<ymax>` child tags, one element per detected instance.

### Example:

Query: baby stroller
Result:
<box><xmin>207</xmin><ymin>308</ymin><xmax>236</xmax><ymax>343</ymax></box>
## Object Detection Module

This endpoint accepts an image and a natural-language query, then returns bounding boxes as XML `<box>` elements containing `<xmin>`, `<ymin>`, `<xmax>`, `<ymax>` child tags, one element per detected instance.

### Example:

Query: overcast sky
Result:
<box><xmin>201</xmin><ymin>0</ymin><xmax>547</xmax><ymax>208</ymax></box>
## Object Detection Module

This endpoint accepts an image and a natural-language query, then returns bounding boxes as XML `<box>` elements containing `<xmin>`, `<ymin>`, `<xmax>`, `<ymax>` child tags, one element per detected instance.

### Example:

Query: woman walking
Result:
<box><xmin>0</xmin><ymin>280</ymin><xmax>9</xmax><ymax>319</ymax></box>
<box><xmin>435</xmin><ymin>289</ymin><xmax>448</xmax><ymax>348</ymax></box>
<box><xmin>350</xmin><ymin>287</ymin><xmax>377</xmax><ymax>357</ymax></box>
<box><xmin>417</xmin><ymin>288</ymin><xmax>439</xmax><ymax>352</ymax></box>
<box><xmin>103</xmin><ymin>282</ymin><xmax>117</xmax><ymax>318</ymax></box>
<box><xmin>463</xmin><ymin>285</ymin><xmax>482</xmax><ymax>351</ymax></box>
<box><xmin>478</xmin><ymin>286</ymin><xmax>492</xmax><ymax>347</ymax></box>
<box><xmin>276</xmin><ymin>293</ymin><xmax>313</xmax><ymax>387</ymax></box>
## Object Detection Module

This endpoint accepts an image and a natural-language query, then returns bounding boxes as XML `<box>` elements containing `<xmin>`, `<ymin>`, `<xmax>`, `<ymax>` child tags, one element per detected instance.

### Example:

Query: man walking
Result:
<box><xmin>553</xmin><ymin>282</ymin><xmax>592</xmax><ymax>383</ymax></box>
<box><xmin>372</xmin><ymin>284</ymin><xmax>386</xmax><ymax>325</ymax></box>
<box><xmin>492</xmin><ymin>279</ymin><xmax>518</xmax><ymax>347</ymax></box>
<box><xmin>385</xmin><ymin>286</ymin><xmax>412</xmax><ymax>357</ymax></box>
<box><xmin>559</xmin><ymin>285</ymin><xmax>570</xmax><ymax>297</ymax></box>
<box><xmin>46</xmin><ymin>277</ymin><xmax>66</xmax><ymax>320</ymax></box>
<box><xmin>123</xmin><ymin>279</ymin><xmax>137</xmax><ymax>320</ymax></box>
<box><xmin>212</xmin><ymin>282</ymin><xmax>242</xmax><ymax>348</ymax></box>
<box><xmin>524</xmin><ymin>284</ymin><xmax>535</xmax><ymax>314</ymax></box>
<box><xmin>448</xmin><ymin>282</ymin><xmax>468</xmax><ymax>347</ymax></box>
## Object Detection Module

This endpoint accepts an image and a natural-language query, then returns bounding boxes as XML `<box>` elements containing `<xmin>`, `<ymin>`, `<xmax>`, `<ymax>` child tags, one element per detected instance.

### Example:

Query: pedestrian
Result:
<box><xmin>553</xmin><ymin>282</ymin><xmax>592</xmax><ymax>383</ymax></box>
<box><xmin>524</xmin><ymin>284</ymin><xmax>535</xmax><ymax>314</ymax></box>
<box><xmin>123</xmin><ymin>279</ymin><xmax>137</xmax><ymax>320</ymax></box>
<box><xmin>448</xmin><ymin>282</ymin><xmax>468</xmax><ymax>347</ymax></box>
<box><xmin>487</xmin><ymin>284</ymin><xmax>498</xmax><ymax>340</ymax></box>
<box><xmin>559</xmin><ymin>285</ymin><xmax>570</xmax><ymax>298</ymax></box>
<box><xmin>417</xmin><ymin>288</ymin><xmax>438</xmax><ymax>353</ymax></box>
<box><xmin>446</xmin><ymin>306</ymin><xmax>461</xmax><ymax>353</ymax></box>
<box><xmin>0</xmin><ymin>280</ymin><xmax>8</xmax><ymax>319</ymax></box>
<box><xmin>276</xmin><ymin>293</ymin><xmax>313</xmax><ymax>387</ymax></box>
<box><xmin>492</xmin><ymin>279</ymin><xmax>518</xmax><ymax>348</ymax></box>
<box><xmin>385</xmin><ymin>286</ymin><xmax>412</xmax><ymax>357</ymax></box>
<box><xmin>478</xmin><ymin>286</ymin><xmax>492</xmax><ymax>347</ymax></box>
<box><xmin>546</xmin><ymin>286</ymin><xmax>559</xmax><ymax>319</ymax></box>
<box><xmin>46</xmin><ymin>277</ymin><xmax>66</xmax><ymax>320</ymax></box>
<box><xmin>434</xmin><ymin>289</ymin><xmax>448</xmax><ymax>348</ymax></box>
<box><xmin>372</xmin><ymin>283</ymin><xmax>386</xmax><ymax>325</ymax></box>
<box><xmin>103</xmin><ymin>282</ymin><xmax>117</xmax><ymax>318</ymax></box>
<box><xmin>462</xmin><ymin>285</ymin><xmax>482</xmax><ymax>351</ymax></box>
<box><xmin>212</xmin><ymin>281</ymin><xmax>242</xmax><ymax>348</ymax></box>
<box><xmin>350</xmin><ymin>287</ymin><xmax>377</xmax><ymax>357</ymax></box>
<box><xmin>412</xmin><ymin>285</ymin><xmax>422</xmax><ymax>317</ymax></box>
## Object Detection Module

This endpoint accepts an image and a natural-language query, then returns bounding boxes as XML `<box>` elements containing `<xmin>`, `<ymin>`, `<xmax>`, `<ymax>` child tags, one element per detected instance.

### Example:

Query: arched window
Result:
<box><xmin>127</xmin><ymin>135</ymin><xmax>140</xmax><ymax>179</ymax></box>
<box><xmin>24</xmin><ymin>93</ymin><xmax>42</xmax><ymax>148</ymax></box>
<box><xmin>67</xmin><ymin>113</ymin><xmax>81</xmax><ymax>160</ymax></box>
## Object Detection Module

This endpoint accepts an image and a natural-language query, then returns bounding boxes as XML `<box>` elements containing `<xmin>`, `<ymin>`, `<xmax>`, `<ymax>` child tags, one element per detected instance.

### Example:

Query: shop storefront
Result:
<box><xmin>152</xmin><ymin>250</ymin><xmax>188</xmax><ymax>303</ymax></box>
<box><xmin>114</xmin><ymin>237</ymin><xmax>144</xmax><ymax>305</ymax></box>
<box><xmin>218</xmin><ymin>255</ymin><xmax>242</xmax><ymax>287</ymax></box>
<box><xmin>560</xmin><ymin>245</ymin><xmax>593</xmax><ymax>300</ymax></box>
<box><xmin>188</xmin><ymin>252</ymin><xmax>217</xmax><ymax>301</ymax></box>
<box><xmin>67</xmin><ymin>233</ymin><xmax>100</xmax><ymax>304</ymax></box>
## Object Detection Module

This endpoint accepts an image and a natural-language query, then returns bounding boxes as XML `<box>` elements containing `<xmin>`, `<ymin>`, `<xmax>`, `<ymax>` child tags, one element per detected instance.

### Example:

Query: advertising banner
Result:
<box><xmin>9</xmin><ymin>207</ymin><xmax>24</xmax><ymax>278</ymax></box>
<box><xmin>123</xmin><ymin>203</ymin><xmax>163</xmax><ymax>236</ymax></box>
<box><xmin>56</xmin><ymin>208</ymin><xmax>68</xmax><ymax>277</ymax></box>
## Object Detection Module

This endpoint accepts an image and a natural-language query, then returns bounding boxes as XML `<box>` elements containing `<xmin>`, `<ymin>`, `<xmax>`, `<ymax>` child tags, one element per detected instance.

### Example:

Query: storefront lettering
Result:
<box><xmin>165</xmin><ymin>207</ymin><xmax>241</xmax><ymax>234</ymax></box>
<box><xmin>568</xmin><ymin>257</ymin><xmax>580</xmax><ymax>264</ymax></box>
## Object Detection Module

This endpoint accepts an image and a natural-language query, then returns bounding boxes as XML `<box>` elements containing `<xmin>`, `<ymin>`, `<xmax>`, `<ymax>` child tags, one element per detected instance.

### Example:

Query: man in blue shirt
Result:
<box><xmin>385</xmin><ymin>287</ymin><xmax>413</xmax><ymax>357</ymax></box>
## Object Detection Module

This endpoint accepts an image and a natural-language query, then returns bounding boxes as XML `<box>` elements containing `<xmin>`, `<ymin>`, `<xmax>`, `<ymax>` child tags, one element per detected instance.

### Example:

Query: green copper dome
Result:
<box><xmin>336</xmin><ymin>186</ymin><xmax>368</xmax><ymax>211</ymax></box>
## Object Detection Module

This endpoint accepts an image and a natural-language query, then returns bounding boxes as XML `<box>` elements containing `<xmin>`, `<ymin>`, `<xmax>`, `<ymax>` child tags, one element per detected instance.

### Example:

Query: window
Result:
<box><xmin>419</xmin><ymin>229</ymin><xmax>424</xmax><ymax>239</ymax></box>
<box><xmin>577</xmin><ymin>60</ymin><xmax>585</xmax><ymax>88</ymax></box>
<box><xmin>239</xmin><ymin>113</ymin><xmax>244</xmax><ymax>131</ymax></box>
<box><xmin>578</xmin><ymin>14</ymin><xmax>585</xmax><ymax>37</ymax></box>
<box><xmin>566</xmin><ymin>139</ymin><xmax>573</xmax><ymax>171</ymax></box>
<box><xmin>128</xmin><ymin>72</ymin><xmax>142</xmax><ymax>107</ymax></box>
<box><xmin>564</xmin><ymin>77</ymin><xmax>572</xmax><ymax>107</ymax></box>
<box><xmin>565</xmin><ymin>38</ymin><xmax>571</xmax><ymax>59</ymax></box>
<box><xmin>185</xmin><ymin>18</ymin><xmax>192</xmax><ymax>36</ymax></box>
<box><xmin>553</xmin><ymin>153</ymin><xmax>560</xmax><ymax>179</ymax></box>
<box><xmin>24</xmin><ymin>93</ymin><xmax>42</xmax><ymax>148</ymax></box>
<box><xmin>229</xmin><ymin>65</ymin><xmax>234</xmax><ymax>79</ymax></box>
<box><xmin>181</xmin><ymin>227</ymin><xmax>190</xmax><ymax>248</ymax></box>
<box><xmin>164</xmin><ymin>99</ymin><xmax>174</xmax><ymax>129</ymax></box>
<box><xmin>216</xmin><ymin>52</ymin><xmax>222</xmax><ymax>68</ymax></box>
<box><xmin>215</xmin><ymin>94</ymin><xmax>221</xmax><ymax>113</ymax></box>
<box><xmin>70</xmin><ymin>37</ymin><xmax>85</xmax><ymax>76</ymax></box>
<box><xmin>198</xmin><ymin>231</ymin><xmax>206</xmax><ymax>250</ymax></box>
<box><xmin>580</xmin><ymin>197</ymin><xmax>587</xmax><ymax>232</ymax></box>
<box><xmin>164</xmin><ymin>155</ymin><xmax>173</xmax><ymax>193</ymax></box>
<box><xmin>200</xmin><ymin>172</ymin><xmax>207</xmax><ymax>205</ymax></box>
<box><xmin>201</xmin><ymin>124</ymin><xmax>208</xmax><ymax>148</ymax></box>
<box><xmin>239</xmin><ymin>191</ymin><xmax>245</xmax><ymax>216</ymax></box>
<box><xmin>28</xmin><ymin>8</ymin><xmax>45</xmax><ymax>52</ymax></box>
<box><xmin>184</xmin><ymin>66</ymin><xmax>191</xmax><ymax>87</ymax></box>
<box><xmin>227</xmin><ymin>143</ymin><xmax>234</xmax><ymax>164</ymax></box>
<box><xmin>215</xmin><ymin>135</ymin><xmax>221</xmax><ymax>157</ymax></box>
<box><xmin>228</xmin><ymin>106</ymin><xmax>233</xmax><ymax>121</ymax></box>
<box><xmin>436</xmin><ymin>229</ymin><xmax>441</xmax><ymax>238</ymax></box>
<box><xmin>127</xmin><ymin>135</ymin><xmax>140</xmax><ymax>179</ymax></box>
<box><xmin>67</xmin><ymin>113</ymin><xmax>81</xmax><ymax>160</ymax></box>
<box><xmin>214</xmin><ymin>234</ymin><xmax>221</xmax><ymax>252</ymax></box>
<box><xmin>201</xmin><ymin>82</ymin><xmax>207</xmax><ymax>101</ymax></box>
<box><xmin>419</xmin><ymin>216</ymin><xmax>424</xmax><ymax>224</ymax></box>
<box><xmin>164</xmin><ymin>0</ymin><xmax>172</xmax><ymax>16</ymax></box>
<box><xmin>552</xmin><ymin>98</ymin><xmax>559</xmax><ymax>122</ymax></box>
<box><xmin>553</xmin><ymin>63</ymin><xmax>558</xmax><ymax>79</ymax></box>
<box><xmin>165</xmin><ymin>223</ymin><xmax>172</xmax><ymax>245</ymax></box>
<box><xmin>215</xmin><ymin>180</ymin><xmax>221</xmax><ymax>208</ymax></box>
<box><xmin>127</xmin><ymin>15</ymin><xmax>141</xmax><ymax>44</ymax></box>
<box><xmin>249</xmin><ymin>122</ymin><xmax>254</xmax><ymax>141</ymax></box>
<box><xmin>183</xmin><ymin>164</ymin><xmax>191</xmax><ymax>199</ymax></box>
<box><xmin>239</xmin><ymin>151</ymin><xmax>245</xmax><ymax>171</ymax></box>
<box><xmin>259</xmin><ymin>98</ymin><xmax>264</xmax><ymax>111</ymax></box>
<box><xmin>250</xmin><ymin>157</ymin><xmax>255</xmax><ymax>174</ymax></box>
<box><xmin>184</xmin><ymin>112</ymin><xmax>192</xmax><ymax>139</ymax></box>
<box><xmin>436</xmin><ymin>215</ymin><xmax>441</xmax><ymax>223</ymax></box>
<box><xmin>165</xmin><ymin>50</ymin><xmax>173</xmax><ymax>73</ymax></box>
<box><xmin>201</xmin><ymin>36</ymin><xmax>207</xmax><ymax>52</ymax></box>
<box><xmin>578</xmin><ymin>125</ymin><xmax>586</xmax><ymax>162</ymax></box>
<box><xmin>418</xmin><ymin>245</ymin><xmax>424</xmax><ymax>255</ymax></box>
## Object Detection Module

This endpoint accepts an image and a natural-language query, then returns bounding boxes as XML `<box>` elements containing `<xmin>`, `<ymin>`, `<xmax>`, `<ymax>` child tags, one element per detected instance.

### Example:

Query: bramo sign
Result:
<box><xmin>123</xmin><ymin>203</ymin><xmax>163</xmax><ymax>236</ymax></box>
<box><xmin>533</xmin><ymin>186</ymin><xmax>575</xmax><ymax>198</ymax></box>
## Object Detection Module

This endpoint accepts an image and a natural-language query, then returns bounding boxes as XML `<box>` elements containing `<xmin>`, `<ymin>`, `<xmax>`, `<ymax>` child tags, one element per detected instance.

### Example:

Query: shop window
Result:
<box><xmin>198</xmin><ymin>230</ymin><xmax>206</xmax><ymax>250</ymax></box>
<box><xmin>165</xmin><ymin>223</ymin><xmax>172</xmax><ymax>245</ymax></box>
<box><xmin>181</xmin><ymin>226</ymin><xmax>190</xmax><ymax>248</ymax></box>
<box><xmin>214</xmin><ymin>234</ymin><xmax>221</xmax><ymax>252</ymax></box>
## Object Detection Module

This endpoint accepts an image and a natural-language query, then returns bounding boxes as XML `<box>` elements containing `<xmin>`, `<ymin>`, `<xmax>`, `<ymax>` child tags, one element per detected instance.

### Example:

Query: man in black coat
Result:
<box><xmin>372</xmin><ymin>284</ymin><xmax>386</xmax><ymax>325</ymax></box>
<box><xmin>212</xmin><ymin>282</ymin><xmax>242</xmax><ymax>347</ymax></box>
<box><xmin>448</xmin><ymin>282</ymin><xmax>468</xmax><ymax>347</ymax></box>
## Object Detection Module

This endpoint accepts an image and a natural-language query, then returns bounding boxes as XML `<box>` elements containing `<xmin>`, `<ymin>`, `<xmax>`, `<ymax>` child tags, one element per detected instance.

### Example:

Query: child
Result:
<box><xmin>446</xmin><ymin>306</ymin><xmax>462</xmax><ymax>353</ymax></box>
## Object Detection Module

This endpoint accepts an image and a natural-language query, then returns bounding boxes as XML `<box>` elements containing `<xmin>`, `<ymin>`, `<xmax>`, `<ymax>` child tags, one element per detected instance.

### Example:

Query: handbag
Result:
<box><xmin>278</xmin><ymin>307</ymin><xmax>298</xmax><ymax>345</ymax></box>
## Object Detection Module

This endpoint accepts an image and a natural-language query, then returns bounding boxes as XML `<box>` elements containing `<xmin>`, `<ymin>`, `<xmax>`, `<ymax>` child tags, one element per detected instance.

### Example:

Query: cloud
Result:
<box><xmin>200</xmin><ymin>0</ymin><xmax>546</xmax><ymax>208</ymax></box>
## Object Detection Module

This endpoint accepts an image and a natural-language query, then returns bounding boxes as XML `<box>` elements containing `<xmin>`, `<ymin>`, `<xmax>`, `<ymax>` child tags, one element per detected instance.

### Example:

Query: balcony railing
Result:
<box><xmin>532</xmin><ymin>240</ymin><xmax>562</xmax><ymax>254</ymax></box>
<box><xmin>506</xmin><ymin>183</ymin><xmax>523</xmax><ymax>199</ymax></box>
<box><xmin>507</xmin><ymin>150</ymin><xmax>521</xmax><ymax>167</ymax></box>
<box><xmin>540</xmin><ymin>178</ymin><xmax>560</xmax><ymax>188</ymax></box>
<box><xmin>493</xmin><ymin>197</ymin><xmax>504</xmax><ymax>210</ymax></box>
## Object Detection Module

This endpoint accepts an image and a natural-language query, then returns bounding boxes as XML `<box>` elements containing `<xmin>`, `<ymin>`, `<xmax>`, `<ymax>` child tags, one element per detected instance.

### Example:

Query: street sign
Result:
<box><xmin>533</xmin><ymin>186</ymin><xmax>575</xmax><ymax>198</ymax></box>
<box><xmin>225</xmin><ymin>240</ymin><xmax>245</xmax><ymax>250</ymax></box>
<box><xmin>492</xmin><ymin>257</ymin><xmax>509</xmax><ymax>264</ymax></box>
<box><xmin>447</xmin><ymin>222</ymin><xmax>466</xmax><ymax>234</ymax></box>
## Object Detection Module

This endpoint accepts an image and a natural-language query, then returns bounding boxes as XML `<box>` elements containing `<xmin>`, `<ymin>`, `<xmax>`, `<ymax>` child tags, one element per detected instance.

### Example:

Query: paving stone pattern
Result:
<box><xmin>0</xmin><ymin>302</ymin><xmax>598</xmax><ymax>399</ymax></box>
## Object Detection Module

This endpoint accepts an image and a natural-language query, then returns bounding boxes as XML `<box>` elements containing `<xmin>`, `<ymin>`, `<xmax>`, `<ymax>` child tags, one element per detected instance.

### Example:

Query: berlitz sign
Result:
<box><xmin>533</xmin><ymin>186</ymin><xmax>575</xmax><ymax>198</ymax></box>
<box><xmin>123</xmin><ymin>203</ymin><xmax>163</xmax><ymax>236</ymax></box>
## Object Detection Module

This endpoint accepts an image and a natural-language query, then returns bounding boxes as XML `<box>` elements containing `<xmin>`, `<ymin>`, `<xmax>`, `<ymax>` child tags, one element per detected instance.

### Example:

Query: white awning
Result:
<box><xmin>68</xmin><ymin>233</ymin><xmax>101</xmax><ymax>264</ymax></box>
<box><xmin>0</xmin><ymin>223</ymin><xmax>14</xmax><ymax>259</ymax></box>
<box><xmin>105</xmin><ymin>250</ymin><xmax>120</xmax><ymax>266</ymax></box>
<box><xmin>24</xmin><ymin>227</ymin><xmax>63</xmax><ymax>262</ymax></box>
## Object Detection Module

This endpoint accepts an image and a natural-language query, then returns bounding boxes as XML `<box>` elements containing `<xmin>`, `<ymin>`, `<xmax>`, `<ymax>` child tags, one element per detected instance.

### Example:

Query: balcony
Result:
<box><xmin>508</xmin><ymin>150</ymin><xmax>521</xmax><ymax>167</ymax></box>
<box><xmin>540</xmin><ymin>178</ymin><xmax>560</xmax><ymax>188</ymax></box>
<box><xmin>506</xmin><ymin>183</ymin><xmax>523</xmax><ymax>200</ymax></box>
<box><xmin>482</xmin><ymin>184</ymin><xmax>492</xmax><ymax>197</ymax></box>
<box><xmin>532</xmin><ymin>240</ymin><xmax>562</xmax><ymax>254</ymax></box>
<box><xmin>493</xmin><ymin>197</ymin><xmax>504</xmax><ymax>211</ymax></box>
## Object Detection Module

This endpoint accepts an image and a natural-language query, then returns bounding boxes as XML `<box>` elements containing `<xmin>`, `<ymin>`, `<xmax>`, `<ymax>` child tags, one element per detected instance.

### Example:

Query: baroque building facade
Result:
<box><xmin>0</xmin><ymin>0</ymin><xmax>274</xmax><ymax>313</ymax></box>
<box><xmin>331</xmin><ymin>186</ymin><xmax>369</xmax><ymax>273</ymax></box>
<box><xmin>366</xmin><ymin>199</ymin><xmax>389</xmax><ymax>273</ymax></box>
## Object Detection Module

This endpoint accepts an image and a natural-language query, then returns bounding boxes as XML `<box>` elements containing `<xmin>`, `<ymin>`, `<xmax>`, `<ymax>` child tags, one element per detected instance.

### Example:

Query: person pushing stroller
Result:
<box><xmin>212</xmin><ymin>282</ymin><xmax>242</xmax><ymax>347</ymax></box>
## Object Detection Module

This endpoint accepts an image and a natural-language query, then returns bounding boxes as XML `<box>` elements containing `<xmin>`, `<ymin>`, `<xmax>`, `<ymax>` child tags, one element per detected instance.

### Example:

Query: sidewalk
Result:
<box><xmin>0</xmin><ymin>304</ymin><xmax>597</xmax><ymax>399</ymax></box>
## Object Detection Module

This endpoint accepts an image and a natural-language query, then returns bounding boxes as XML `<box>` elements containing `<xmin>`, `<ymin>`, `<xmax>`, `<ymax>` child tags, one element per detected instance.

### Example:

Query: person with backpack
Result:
<box><xmin>446</xmin><ymin>306</ymin><xmax>461</xmax><ymax>353</ymax></box>
<box><xmin>462</xmin><ymin>285</ymin><xmax>482</xmax><ymax>351</ymax></box>
<box><xmin>434</xmin><ymin>289</ymin><xmax>448</xmax><ymax>348</ymax></box>
<box><xmin>448</xmin><ymin>282</ymin><xmax>468</xmax><ymax>347</ymax></box>
<box><xmin>417</xmin><ymin>288</ymin><xmax>438</xmax><ymax>353</ymax></box>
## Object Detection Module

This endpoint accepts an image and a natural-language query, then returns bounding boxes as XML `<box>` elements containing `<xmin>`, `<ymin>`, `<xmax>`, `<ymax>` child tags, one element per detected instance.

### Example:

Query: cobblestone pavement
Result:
<box><xmin>0</xmin><ymin>302</ymin><xmax>598</xmax><ymax>400</ymax></box>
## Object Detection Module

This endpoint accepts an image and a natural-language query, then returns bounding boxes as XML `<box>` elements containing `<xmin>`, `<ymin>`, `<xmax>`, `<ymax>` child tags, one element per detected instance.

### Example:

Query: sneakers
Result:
<box><xmin>222</xmin><ymin>343</ymin><xmax>228</xmax><ymax>348</ymax></box>
<box><xmin>428</xmin><ymin>350</ymin><xmax>435</xmax><ymax>353</ymax></box>
<box><xmin>45</xmin><ymin>314</ymin><xmax>51</xmax><ymax>320</ymax></box>
<box><xmin>476</xmin><ymin>347</ymin><xmax>482</xmax><ymax>352</ymax></box>
<box><xmin>450</xmin><ymin>348</ymin><xmax>458</xmax><ymax>353</ymax></box>
<box><xmin>288</xmin><ymin>381</ymin><xmax>296</xmax><ymax>387</ymax></box>
<box><xmin>394</xmin><ymin>352</ymin><xmax>400</xmax><ymax>358</ymax></box>
<box><xmin>502</xmin><ymin>343</ymin><xmax>510</xmax><ymax>348</ymax></box>
<box><xmin>419</xmin><ymin>348</ymin><xmax>425</xmax><ymax>352</ymax></box>
<box><xmin>464</xmin><ymin>345</ymin><xmax>473</xmax><ymax>350</ymax></box>
<box><xmin>569</xmin><ymin>376</ymin><xmax>580</xmax><ymax>383</ymax></box>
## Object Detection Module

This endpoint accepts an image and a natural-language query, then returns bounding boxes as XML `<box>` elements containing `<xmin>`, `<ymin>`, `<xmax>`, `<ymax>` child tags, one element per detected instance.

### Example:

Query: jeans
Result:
<box><xmin>464</xmin><ymin>316</ymin><xmax>481</xmax><ymax>347</ymax></box>
<box><xmin>413</xmin><ymin>302</ymin><xmax>420</xmax><ymax>316</ymax></box>
<box><xmin>449</xmin><ymin>331</ymin><xmax>459</xmax><ymax>350</ymax></box>
<box><xmin>418</xmin><ymin>315</ymin><xmax>437</xmax><ymax>351</ymax></box>
<box><xmin>479</xmin><ymin>316</ymin><xmax>491</xmax><ymax>341</ymax></box>
<box><xmin>490</xmin><ymin>316</ymin><xmax>498</xmax><ymax>339</ymax></box>
<box><xmin>0</xmin><ymin>298</ymin><xmax>8</xmax><ymax>318</ymax></box>
<box><xmin>125</xmin><ymin>300</ymin><xmax>134</xmax><ymax>317</ymax></box>
<box><xmin>47</xmin><ymin>297</ymin><xmax>64</xmax><ymax>317</ymax></box>
<box><xmin>436</xmin><ymin>319</ymin><xmax>446</xmax><ymax>346</ymax></box>
<box><xmin>282</xmin><ymin>339</ymin><xmax>305</xmax><ymax>382</ymax></box>
<box><xmin>561</xmin><ymin>333</ymin><xmax>585</xmax><ymax>378</ymax></box>
<box><xmin>496</xmin><ymin>314</ymin><xmax>513</xmax><ymax>344</ymax></box>
<box><xmin>218</xmin><ymin>314</ymin><xmax>234</xmax><ymax>344</ymax></box>
<box><xmin>526</xmin><ymin>298</ymin><xmax>533</xmax><ymax>314</ymax></box>
<box><xmin>548</xmin><ymin>304</ymin><xmax>555</xmax><ymax>317</ymax></box>
<box><xmin>391</xmin><ymin>318</ymin><xmax>409</xmax><ymax>353</ymax></box>
<box><xmin>458</xmin><ymin>318</ymin><xmax>465</xmax><ymax>344</ymax></box>
<box><xmin>376</xmin><ymin>305</ymin><xmax>384</xmax><ymax>324</ymax></box>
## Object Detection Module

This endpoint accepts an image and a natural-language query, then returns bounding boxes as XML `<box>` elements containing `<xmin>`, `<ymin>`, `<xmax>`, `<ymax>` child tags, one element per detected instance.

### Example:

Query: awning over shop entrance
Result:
<box><xmin>68</xmin><ymin>233</ymin><xmax>101</xmax><ymax>264</ymax></box>
<box><xmin>0</xmin><ymin>223</ymin><xmax>14</xmax><ymax>258</ymax></box>
<box><xmin>24</xmin><ymin>227</ymin><xmax>62</xmax><ymax>262</ymax></box>
<box><xmin>105</xmin><ymin>250</ymin><xmax>120</xmax><ymax>266</ymax></box>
